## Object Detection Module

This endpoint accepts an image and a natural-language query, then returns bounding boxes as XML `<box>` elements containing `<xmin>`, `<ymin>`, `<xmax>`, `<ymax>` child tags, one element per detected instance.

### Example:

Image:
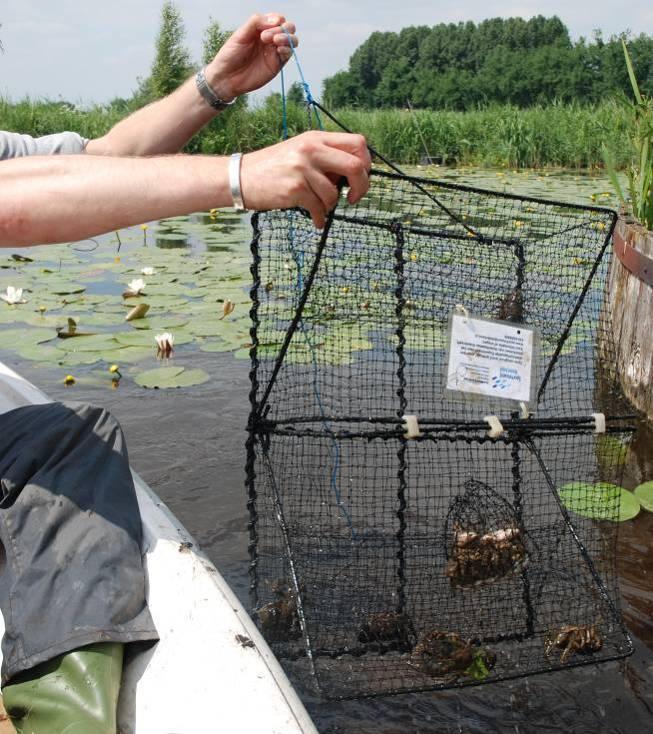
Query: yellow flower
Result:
<box><xmin>64</xmin><ymin>375</ymin><xmax>76</xmax><ymax>386</ymax></box>
<box><xmin>140</xmin><ymin>224</ymin><xmax>148</xmax><ymax>230</ymax></box>
<box><xmin>410</xmin><ymin>253</ymin><xmax>418</xmax><ymax>262</ymax></box>
<box><xmin>38</xmin><ymin>305</ymin><xmax>47</xmax><ymax>314</ymax></box>
<box><xmin>109</xmin><ymin>364</ymin><xmax>120</xmax><ymax>374</ymax></box>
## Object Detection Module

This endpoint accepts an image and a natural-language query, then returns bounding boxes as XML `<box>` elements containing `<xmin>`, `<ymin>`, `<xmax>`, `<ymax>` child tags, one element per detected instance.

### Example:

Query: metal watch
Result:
<box><xmin>195</xmin><ymin>68</ymin><xmax>237</xmax><ymax>111</ymax></box>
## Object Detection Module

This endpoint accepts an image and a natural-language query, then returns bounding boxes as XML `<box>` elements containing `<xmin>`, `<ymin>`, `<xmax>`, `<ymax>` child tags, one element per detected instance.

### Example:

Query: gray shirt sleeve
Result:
<box><xmin>0</xmin><ymin>130</ymin><xmax>89</xmax><ymax>160</ymax></box>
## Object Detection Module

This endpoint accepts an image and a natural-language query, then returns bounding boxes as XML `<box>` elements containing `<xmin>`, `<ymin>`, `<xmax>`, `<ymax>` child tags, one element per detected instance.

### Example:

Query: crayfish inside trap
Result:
<box><xmin>358</xmin><ymin>611</ymin><xmax>415</xmax><ymax>649</ymax></box>
<box><xmin>545</xmin><ymin>624</ymin><xmax>603</xmax><ymax>664</ymax></box>
<box><xmin>444</xmin><ymin>479</ymin><xmax>529</xmax><ymax>589</ymax></box>
<box><xmin>257</xmin><ymin>579</ymin><xmax>302</xmax><ymax>643</ymax></box>
<box><xmin>409</xmin><ymin>630</ymin><xmax>496</xmax><ymax>681</ymax></box>
<box><xmin>445</xmin><ymin>525</ymin><xmax>529</xmax><ymax>588</ymax></box>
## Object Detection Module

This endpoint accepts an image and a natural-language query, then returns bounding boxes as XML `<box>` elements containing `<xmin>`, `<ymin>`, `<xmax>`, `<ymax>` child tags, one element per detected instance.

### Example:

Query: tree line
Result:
<box><xmin>323</xmin><ymin>16</ymin><xmax>653</xmax><ymax>109</ymax></box>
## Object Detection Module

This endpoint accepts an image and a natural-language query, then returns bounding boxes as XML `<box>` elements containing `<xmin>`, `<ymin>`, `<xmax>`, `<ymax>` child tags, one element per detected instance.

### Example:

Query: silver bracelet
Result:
<box><xmin>229</xmin><ymin>153</ymin><xmax>246</xmax><ymax>212</ymax></box>
<box><xmin>195</xmin><ymin>67</ymin><xmax>237</xmax><ymax>111</ymax></box>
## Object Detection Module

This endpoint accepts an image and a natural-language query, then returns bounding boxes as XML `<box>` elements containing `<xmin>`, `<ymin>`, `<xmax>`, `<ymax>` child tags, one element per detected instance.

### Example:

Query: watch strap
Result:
<box><xmin>196</xmin><ymin>68</ymin><xmax>237</xmax><ymax>111</ymax></box>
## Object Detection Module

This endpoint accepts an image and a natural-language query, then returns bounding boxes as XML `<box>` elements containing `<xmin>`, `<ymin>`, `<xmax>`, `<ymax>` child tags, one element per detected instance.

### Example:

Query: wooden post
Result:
<box><xmin>604</xmin><ymin>217</ymin><xmax>653</xmax><ymax>420</ymax></box>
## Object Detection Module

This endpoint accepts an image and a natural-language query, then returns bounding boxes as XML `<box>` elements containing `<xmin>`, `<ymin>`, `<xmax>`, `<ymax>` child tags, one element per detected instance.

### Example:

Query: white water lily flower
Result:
<box><xmin>155</xmin><ymin>332</ymin><xmax>174</xmax><ymax>358</ymax></box>
<box><xmin>126</xmin><ymin>278</ymin><xmax>146</xmax><ymax>295</ymax></box>
<box><xmin>141</xmin><ymin>267</ymin><xmax>155</xmax><ymax>276</ymax></box>
<box><xmin>1</xmin><ymin>286</ymin><xmax>27</xmax><ymax>304</ymax></box>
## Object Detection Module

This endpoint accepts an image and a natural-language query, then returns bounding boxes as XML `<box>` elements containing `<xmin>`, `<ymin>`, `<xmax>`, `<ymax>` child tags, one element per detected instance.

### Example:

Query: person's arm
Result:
<box><xmin>86</xmin><ymin>13</ymin><xmax>298</xmax><ymax>157</ymax></box>
<box><xmin>0</xmin><ymin>132</ymin><xmax>370</xmax><ymax>246</ymax></box>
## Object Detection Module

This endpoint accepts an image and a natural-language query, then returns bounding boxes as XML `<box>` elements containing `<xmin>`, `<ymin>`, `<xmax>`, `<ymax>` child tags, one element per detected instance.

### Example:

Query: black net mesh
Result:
<box><xmin>245</xmin><ymin>169</ymin><xmax>635</xmax><ymax>699</ymax></box>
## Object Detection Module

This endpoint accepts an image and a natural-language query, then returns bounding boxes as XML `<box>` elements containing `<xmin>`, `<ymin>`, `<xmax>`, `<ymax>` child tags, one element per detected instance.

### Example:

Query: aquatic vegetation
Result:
<box><xmin>155</xmin><ymin>331</ymin><xmax>175</xmax><ymax>358</ymax></box>
<box><xmin>633</xmin><ymin>481</ymin><xmax>653</xmax><ymax>512</ymax></box>
<box><xmin>596</xmin><ymin>435</ymin><xmax>629</xmax><ymax>468</ymax></box>
<box><xmin>125</xmin><ymin>278</ymin><xmax>146</xmax><ymax>296</ymax></box>
<box><xmin>219</xmin><ymin>299</ymin><xmax>236</xmax><ymax>319</ymax></box>
<box><xmin>557</xmin><ymin>481</ymin><xmax>640</xmax><ymax>522</ymax></box>
<box><xmin>125</xmin><ymin>303</ymin><xmax>150</xmax><ymax>321</ymax></box>
<box><xmin>0</xmin><ymin>170</ymin><xmax>622</xmax><ymax>391</ymax></box>
<box><xmin>0</xmin><ymin>94</ymin><xmax>636</xmax><ymax>168</ymax></box>
<box><xmin>605</xmin><ymin>41</ymin><xmax>653</xmax><ymax>229</ymax></box>
<box><xmin>134</xmin><ymin>365</ymin><xmax>209</xmax><ymax>389</ymax></box>
<box><xmin>1</xmin><ymin>286</ymin><xmax>27</xmax><ymax>305</ymax></box>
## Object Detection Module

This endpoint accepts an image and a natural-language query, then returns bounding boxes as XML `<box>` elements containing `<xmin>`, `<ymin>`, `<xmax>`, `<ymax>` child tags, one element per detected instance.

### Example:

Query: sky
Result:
<box><xmin>1</xmin><ymin>1</ymin><xmax>652</xmax><ymax>106</ymax></box>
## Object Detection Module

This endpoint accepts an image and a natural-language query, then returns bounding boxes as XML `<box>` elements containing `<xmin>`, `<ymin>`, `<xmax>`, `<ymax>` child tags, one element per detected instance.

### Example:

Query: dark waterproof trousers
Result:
<box><xmin>0</xmin><ymin>401</ymin><xmax>158</xmax><ymax>685</ymax></box>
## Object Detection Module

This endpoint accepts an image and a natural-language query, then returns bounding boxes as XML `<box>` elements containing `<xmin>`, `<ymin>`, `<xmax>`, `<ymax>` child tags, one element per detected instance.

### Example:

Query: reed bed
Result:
<box><xmin>0</xmin><ymin>97</ymin><xmax>633</xmax><ymax>169</ymax></box>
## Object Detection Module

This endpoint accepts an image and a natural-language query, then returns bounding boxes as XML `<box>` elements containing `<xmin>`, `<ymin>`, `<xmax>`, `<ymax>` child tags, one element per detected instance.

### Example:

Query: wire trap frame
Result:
<box><xmin>245</xmin><ymin>169</ymin><xmax>637</xmax><ymax>699</ymax></box>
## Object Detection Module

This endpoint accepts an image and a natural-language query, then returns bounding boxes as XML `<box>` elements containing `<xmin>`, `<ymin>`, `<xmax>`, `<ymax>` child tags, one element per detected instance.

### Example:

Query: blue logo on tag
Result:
<box><xmin>492</xmin><ymin>367</ymin><xmax>521</xmax><ymax>390</ymax></box>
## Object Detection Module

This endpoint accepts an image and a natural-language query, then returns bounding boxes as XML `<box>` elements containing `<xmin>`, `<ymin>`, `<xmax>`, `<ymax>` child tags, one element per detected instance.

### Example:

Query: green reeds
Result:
<box><xmin>605</xmin><ymin>41</ymin><xmax>653</xmax><ymax>229</ymax></box>
<box><xmin>0</xmin><ymin>96</ymin><xmax>634</xmax><ymax>171</ymax></box>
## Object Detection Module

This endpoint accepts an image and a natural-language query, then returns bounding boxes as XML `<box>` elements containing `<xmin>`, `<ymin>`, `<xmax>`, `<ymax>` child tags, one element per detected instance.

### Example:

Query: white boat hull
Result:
<box><xmin>0</xmin><ymin>362</ymin><xmax>317</xmax><ymax>734</ymax></box>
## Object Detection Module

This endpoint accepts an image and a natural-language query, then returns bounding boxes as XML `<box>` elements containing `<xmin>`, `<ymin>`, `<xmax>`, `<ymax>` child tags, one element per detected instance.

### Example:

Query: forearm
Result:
<box><xmin>86</xmin><ymin>66</ymin><xmax>227</xmax><ymax>157</ymax></box>
<box><xmin>0</xmin><ymin>154</ymin><xmax>230</xmax><ymax>246</ymax></box>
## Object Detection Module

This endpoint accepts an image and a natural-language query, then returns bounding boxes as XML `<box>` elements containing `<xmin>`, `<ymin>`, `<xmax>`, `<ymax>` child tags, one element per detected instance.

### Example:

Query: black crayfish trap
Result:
<box><xmin>245</xmin><ymin>169</ymin><xmax>636</xmax><ymax>699</ymax></box>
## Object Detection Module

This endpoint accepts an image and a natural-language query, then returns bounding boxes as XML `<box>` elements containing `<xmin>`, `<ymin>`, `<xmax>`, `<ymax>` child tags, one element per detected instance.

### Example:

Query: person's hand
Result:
<box><xmin>240</xmin><ymin>131</ymin><xmax>372</xmax><ymax>228</ymax></box>
<box><xmin>206</xmin><ymin>13</ymin><xmax>298</xmax><ymax>100</ymax></box>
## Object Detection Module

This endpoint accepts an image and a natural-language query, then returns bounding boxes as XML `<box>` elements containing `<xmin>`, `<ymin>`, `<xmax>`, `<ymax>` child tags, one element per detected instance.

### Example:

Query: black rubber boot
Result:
<box><xmin>2</xmin><ymin>642</ymin><xmax>123</xmax><ymax>734</ymax></box>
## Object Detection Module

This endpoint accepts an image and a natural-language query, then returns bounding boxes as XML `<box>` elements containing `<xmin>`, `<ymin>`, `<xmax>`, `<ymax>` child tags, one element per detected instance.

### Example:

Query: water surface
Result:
<box><xmin>0</xmin><ymin>167</ymin><xmax>650</xmax><ymax>733</ymax></box>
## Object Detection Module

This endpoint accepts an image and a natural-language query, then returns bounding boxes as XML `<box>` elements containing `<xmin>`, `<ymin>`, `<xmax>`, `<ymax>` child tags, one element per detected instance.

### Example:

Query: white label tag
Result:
<box><xmin>446</xmin><ymin>313</ymin><xmax>535</xmax><ymax>403</ymax></box>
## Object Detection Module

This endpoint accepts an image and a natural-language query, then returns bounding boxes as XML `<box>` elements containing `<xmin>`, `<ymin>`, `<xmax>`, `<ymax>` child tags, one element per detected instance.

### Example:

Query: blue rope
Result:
<box><xmin>277</xmin><ymin>31</ymin><xmax>356</xmax><ymax>539</ymax></box>
<box><xmin>280</xmin><ymin>27</ymin><xmax>324</xmax><ymax>130</ymax></box>
<box><xmin>280</xmin><ymin>64</ymin><xmax>289</xmax><ymax>140</ymax></box>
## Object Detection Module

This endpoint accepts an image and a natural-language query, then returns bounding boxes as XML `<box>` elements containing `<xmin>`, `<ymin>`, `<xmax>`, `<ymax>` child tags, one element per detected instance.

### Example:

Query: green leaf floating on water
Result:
<box><xmin>199</xmin><ymin>340</ymin><xmax>228</xmax><ymax>353</ymax></box>
<box><xmin>558</xmin><ymin>481</ymin><xmax>640</xmax><ymax>522</ymax></box>
<box><xmin>0</xmin><ymin>327</ymin><xmax>56</xmax><ymax>347</ymax></box>
<box><xmin>55</xmin><ymin>334</ymin><xmax>119</xmax><ymax>352</ymax></box>
<box><xmin>633</xmin><ymin>482</ymin><xmax>653</xmax><ymax>513</ymax></box>
<box><xmin>596</xmin><ymin>435</ymin><xmax>629</xmax><ymax>467</ymax></box>
<box><xmin>134</xmin><ymin>366</ymin><xmax>209</xmax><ymax>389</ymax></box>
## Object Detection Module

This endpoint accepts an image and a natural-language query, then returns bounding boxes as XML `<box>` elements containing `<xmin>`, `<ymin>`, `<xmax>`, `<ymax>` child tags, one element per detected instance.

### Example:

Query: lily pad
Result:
<box><xmin>596</xmin><ymin>435</ymin><xmax>629</xmax><ymax>467</ymax></box>
<box><xmin>134</xmin><ymin>366</ymin><xmax>209</xmax><ymax>389</ymax></box>
<box><xmin>16</xmin><ymin>343</ymin><xmax>61</xmax><ymax>362</ymax></box>
<box><xmin>49</xmin><ymin>283</ymin><xmax>87</xmax><ymax>295</ymax></box>
<box><xmin>114</xmin><ymin>331</ymin><xmax>152</xmax><ymax>347</ymax></box>
<box><xmin>0</xmin><ymin>327</ymin><xmax>57</xmax><ymax>348</ymax></box>
<box><xmin>558</xmin><ymin>482</ymin><xmax>640</xmax><ymax>522</ymax></box>
<box><xmin>199</xmin><ymin>340</ymin><xmax>228</xmax><ymax>353</ymax></box>
<box><xmin>633</xmin><ymin>482</ymin><xmax>653</xmax><ymax>513</ymax></box>
<box><xmin>101</xmin><ymin>346</ymin><xmax>154</xmax><ymax>364</ymax></box>
<box><xmin>57</xmin><ymin>352</ymin><xmax>103</xmax><ymax>367</ymax></box>
<box><xmin>55</xmin><ymin>334</ymin><xmax>119</xmax><ymax>352</ymax></box>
